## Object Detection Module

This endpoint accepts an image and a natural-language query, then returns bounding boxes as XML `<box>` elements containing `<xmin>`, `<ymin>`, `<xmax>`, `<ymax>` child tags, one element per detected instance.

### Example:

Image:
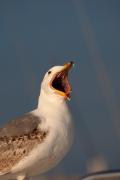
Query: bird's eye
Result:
<box><xmin>48</xmin><ymin>71</ymin><xmax>51</xmax><ymax>75</ymax></box>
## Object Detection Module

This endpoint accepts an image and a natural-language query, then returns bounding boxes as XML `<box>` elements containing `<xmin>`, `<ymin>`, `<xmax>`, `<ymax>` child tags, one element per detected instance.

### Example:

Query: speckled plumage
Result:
<box><xmin>0</xmin><ymin>113</ymin><xmax>48</xmax><ymax>174</ymax></box>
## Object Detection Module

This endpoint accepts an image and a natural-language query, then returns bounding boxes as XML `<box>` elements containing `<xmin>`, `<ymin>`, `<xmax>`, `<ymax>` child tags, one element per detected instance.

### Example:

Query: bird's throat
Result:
<box><xmin>37</xmin><ymin>89</ymin><xmax>69</xmax><ymax>116</ymax></box>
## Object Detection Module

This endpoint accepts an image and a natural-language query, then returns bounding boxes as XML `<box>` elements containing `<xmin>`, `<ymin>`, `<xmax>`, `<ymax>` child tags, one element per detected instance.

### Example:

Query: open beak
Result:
<box><xmin>50</xmin><ymin>61</ymin><xmax>74</xmax><ymax>100</ymax></box>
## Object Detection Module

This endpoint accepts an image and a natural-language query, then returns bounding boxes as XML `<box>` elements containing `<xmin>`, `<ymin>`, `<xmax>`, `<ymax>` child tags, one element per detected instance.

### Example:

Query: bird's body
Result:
<box><xmin>0</xmin><ymin>62</ymin><xmax>74</xmax><ymax>180</ymax></box>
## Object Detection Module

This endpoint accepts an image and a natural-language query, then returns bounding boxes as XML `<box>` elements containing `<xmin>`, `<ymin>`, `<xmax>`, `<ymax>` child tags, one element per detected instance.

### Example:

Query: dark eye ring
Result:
<box><xmin>48</xmin><ymin>71</ymin><xmax>51</xmax><ymax>75</ymax></box>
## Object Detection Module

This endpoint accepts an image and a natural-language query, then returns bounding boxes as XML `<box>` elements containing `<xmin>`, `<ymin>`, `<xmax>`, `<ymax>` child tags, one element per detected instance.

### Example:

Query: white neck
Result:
<box><xmin>37</xmin><ymin>89</ymin><xmax>70</xmax><ymax>118</ymax></box>
<box><xmin>36</xmin><ymin>89</ymin><xmax>73</xmax><ymax>147</ymax></box>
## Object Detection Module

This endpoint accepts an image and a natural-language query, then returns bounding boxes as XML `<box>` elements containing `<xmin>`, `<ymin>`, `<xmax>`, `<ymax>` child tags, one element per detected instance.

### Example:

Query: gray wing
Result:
<box><xmin>0</xmin><ymin>112</ymin><xmax>48</xmax><ymax>175</ymax></box>
<box><xmin>0</xmin><ymin>112</ymin><xmax>40</xmax><ymax>137</ymax></box>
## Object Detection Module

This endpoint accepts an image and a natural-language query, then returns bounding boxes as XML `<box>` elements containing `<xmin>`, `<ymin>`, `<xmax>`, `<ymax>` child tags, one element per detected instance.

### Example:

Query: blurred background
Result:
<box><xmin>0</xmin><ymin>0</ymin><xmax>120</xmax><ymax>179</ymax></box>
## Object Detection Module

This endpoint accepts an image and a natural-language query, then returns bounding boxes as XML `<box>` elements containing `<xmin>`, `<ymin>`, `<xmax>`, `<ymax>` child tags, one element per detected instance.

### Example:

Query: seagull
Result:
<box><xmin>0</xmin><ymin>61</ymin><xmax>74</xmax><ymax>180</ymax></box>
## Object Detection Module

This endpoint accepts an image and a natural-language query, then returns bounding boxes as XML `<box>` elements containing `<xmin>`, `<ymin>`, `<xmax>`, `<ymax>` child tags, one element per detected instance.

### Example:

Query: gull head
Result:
<box><xmin>41</xmin><ymin>61</ymin><xmax>74</xmax><ymax>100</ymax></box>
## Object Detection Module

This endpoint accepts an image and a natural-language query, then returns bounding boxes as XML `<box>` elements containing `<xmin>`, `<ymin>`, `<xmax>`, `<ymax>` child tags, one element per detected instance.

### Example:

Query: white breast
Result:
<box><xmin>11</xmin><ymin>113</ymin><xmax>73</xmax><ymax>177</ymax></box>
<box><xmin>11</xmin><ymin>90</ymin><xmax>74</xmax><ymax>177</ymax></box>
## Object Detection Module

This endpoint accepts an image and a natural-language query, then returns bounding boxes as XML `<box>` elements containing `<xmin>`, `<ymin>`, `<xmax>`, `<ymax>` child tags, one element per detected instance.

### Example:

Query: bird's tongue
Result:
<box><xmin>62</xmin><ymin>76</ymin><xmax>71</xmax><ymax>98</ymax></box>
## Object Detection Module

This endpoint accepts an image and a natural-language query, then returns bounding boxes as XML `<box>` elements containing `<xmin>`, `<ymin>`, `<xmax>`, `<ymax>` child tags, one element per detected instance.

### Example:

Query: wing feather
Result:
<box><xmin>0</xmin><ymin>112</ymin><xmax>48</xmax><ymax>175</ymax></box>
<box><xmin>0</xmin><ymin>112</ymin><xmax>40</xmax><ymax>137</ymax></box>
